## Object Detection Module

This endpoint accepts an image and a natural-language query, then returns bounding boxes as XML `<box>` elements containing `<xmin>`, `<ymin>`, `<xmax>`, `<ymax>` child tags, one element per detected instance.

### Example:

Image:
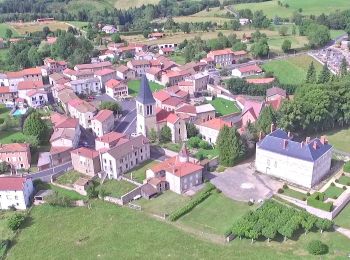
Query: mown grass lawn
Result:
<box><xmin>7</xmin><ymin>200</ymin><xmax>350</xmax><ymax>259</ymax></box>
<box><xmin>179</xmin><ymin>192</ymin><xmax>256</xmax><ymax>235</ymax></box>
<box><xmin>0</xmin><ymin>211</ymin><xmax>17</xmax><ymax>241</ymax></box>
<box><xmin>134</xmin><ymin>191</ymin><xmax>191</xmax><ymax>216</ymax></box>
<box><xmin>124</xmin><ymin>159</ymin><xmax>158</xmax><ymax>183</ymax></box>
<box><xmin>324</xmin><ymin>186</ymin><xmax>344</xmax><ymax>199</ymax></box>
<box><xmin>169</xmin><ymin>53</ymin><xmax>186</xmax><ymax>65</ymax></box>
<box><xmin>97</xmin><ymin>180</ymin><xmax>136</xmax><ymax>198</ymax></box>
<box><xmin>282</xmin><ymin>188</ymin><xmax>308</xmax><ymax>201</ymax></box>
<box><xmin>209</xmin><ymin>97</ymin><xmax>240</xmax><ymax>116</ymax></box>
<box><xmin>338</xmin><ymin>175</ymin><xmax>350</xmax><ymax>186</ymax></box>
<box><xmin>195</xmin><ymin>147</ymin><xmax>219</xmax><ymax>160</ymax></box>
<box><xmin>262</xmin><ymin>55</ymin><xmax>322</xmax><ymax>85</ymax></box>
<box><xmin>159</xmin><ymin>142</ymin><xmax>181</xmax><ymax>152</ymax></box>
<box><xmin>335</xmin><ymin>202</ymin><xmax>350</xmax><ymax>229</ymax></box>
<box><xmin>0</xmin><ymin>23</ymin><xmax>18</xmax><ymax>38</ymax></box>
<box><xmin>324</xmin><ymin>128</ymin><xmax>350</xmax><ymax>153</ymax></box>
<box><xmin>0</xmin><ymin>105</ymin><xmax>10</xmax><ymax>119</ymax></box>
<box><xmin>55</xmin><ymin>170</ymin><xmax>85</xmax><ymax>186</ymax></box>
<box><xmin>0</xmin><ymin>131</ymin><xmax>26</xmax><ymax>144</ymax></box>
<box><xmin>127</xmin><ymin>79</ymin><xmax>164</xmax><ymax>96</ymax></box>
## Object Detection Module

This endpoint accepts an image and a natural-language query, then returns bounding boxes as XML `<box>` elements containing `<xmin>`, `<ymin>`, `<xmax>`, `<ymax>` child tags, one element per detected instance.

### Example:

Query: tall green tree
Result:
<box><xmin>318</xmin><ymin>63</ymin><xmax>331</xmax><ymax>83</ymax></box>
<box><xmin>99</xmin><ymin>101</ymin><xmax>121</xmax><ymax>115</ymax></box>
<box><xmin>256</xmin><ymin>106</ymin><xmax>277</xmax><ymax>134</ymax></box>
<box><xmin>111</xmin><ymin>33</ymin><xmax>122</xmax><ymax>43</ymax></box>
<box><xmin>305</xmin><ymin>61</ymin><xmax>317</xmax><ymax>83</ymax></box>
<box><xmin>250</xmin><ymin>38</ymin><xmax>269</xmax><ymax>58</ymax></box>
<box><xmin>23</xmin><ymin>112</ymin><xmax>49</xmax><ymax>143</ymax></box>
<box><xmin>340</xmin><ymin>57</ymin><xmax>348</xmax><ymax>77</ymax></box>
<box><xmin>281</xmin><ymin>39</ymin><xmax>291</xmax><ymax>53</ymax></box>
<box><xmin>5</xmin><ymin>28</ymin><xmax>13</xmax><ymax>39</ymax></box>
<box><xmin>159</xmin><ymin>125</ymin><xmax>172</xmax><ymax>143</ymax></box>
<box><xmin>186</xmin><ymin>122</ymin><xmax>199</xmax><ymax>138</ymax></box>
<box><xmin>217</xmin><ymin>126</ymin><xmax>245</xmax><ymax>167</ymax></box>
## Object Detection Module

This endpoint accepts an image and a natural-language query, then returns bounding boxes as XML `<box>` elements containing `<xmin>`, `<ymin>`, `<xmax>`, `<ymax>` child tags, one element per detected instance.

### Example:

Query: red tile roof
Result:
<box><xmin>75</xmin><ymin>61</ymin><xmax>112</xmax><ymax>70</ymax></box>
<box><xmin>71</xmin><ymin>147</ymin><xmax>99</xmax><ymax>159</ymax></box>
<box><xmin>233</xmin><ymin>50</ymin><xmax>247</xmax><ymax>56</ymax></box>
<box><xmin>151</xmin><ymin>156</ymin><xmax>203</xmax><ymax>177</ymax></box>
<box><xmin>199</xmin><ymin>118</ymin><xmax>232</xmax><ymax>131</ymax></box>
<box><xmin>17</xmin><ymin>81</ymin><xmax>44</xmax><ymax>91</ymax></box>
<box><xmin>0</xmin><ymin>143</ymin><xmax>30</xmax><ymax>153</ymax></box>
<box><xmin>153</xmin><ymin>90</ymin><xmax>171</xmax><ymax>102</ymax></box>
<box><xmin>105</xmin><ymin>79</ymin><xmax>123</xmax><ymax>89</ymax></box>
<box><xmin>55</xmin><ymin>118</ymin><xmax>79</xmax><ymax>129</ymax></box>
<box><xmin>177</xmin><ymin>81</ymin><xmax>193</xmax><ymax>86</ymax></box>
<box><xmin>0</xmin><ymin>177</ymin><xmax>29</xmax><ymax>191</ymax></box>
<box><xmin>145</xmin><ymin>67</ymin><xmax>162</xmax><ymax>75</ymax></box>
<box><xmin>267</xmin><ymin>97</ymin><xmax>284</xmax><ymax>110</ymax></box>
<box><xmin>50</xmin><ymin>146</ymin><xmax>72</xmax><ymax>155</ymax></box>
<box><xmin>246</xmin><ymin>78</ymin><xmax>275</xmax><ymax>84</ymax></box>
<box><xmin>0</xmin><ymin>87</ymin><xmax>10</xmax><ymax>94</ymax></box>
<box><xmin>162</xmin><ymin>96</ymin><xmax>184</xmax><ymax>107</ymax></box>
<box><xmin>96</xmin><ymin>131</ymin><xmax>126</xmax><ymax>144</ymax></box>
<box><xmin>175</xmin><ymin>104</ymin><xmax>196</xmax><ymax>114</ymax></box>
<box><xmin>238</xmin><ymin>64</ymin><xmax>262</xmax><ymax>73</ymax></box>
<box><xmin>94</xmin><ymin>68</ymin><xmax>115</xmax><ymax>76</ymax></box>
<box><xmin>266</xmin><ymin>86</ymin><xmax>287</xmax><ymax>98</ymax></box>
<box><xmin>26</xmin><ymin>89</ymin><xmax>46</xmax><ymax>97</ymax></box>
<box><xmin>156</xmin><ymin>108</ymin><xmax>179</xmax><ymax>124</ymax></box>
<box><xmin>207</xmin><ymin>48</ymin><xmax>234</xmax><ymax>57</ymax></box>
<box><xmin>116</xmin><ymin>65</ymin><xmax>130</xmax><ymax>73</ymax></box>
<box><xmin>93</xmin><ymin>109</ymin><xmax>114</xmax><ymax>122</ymax></box>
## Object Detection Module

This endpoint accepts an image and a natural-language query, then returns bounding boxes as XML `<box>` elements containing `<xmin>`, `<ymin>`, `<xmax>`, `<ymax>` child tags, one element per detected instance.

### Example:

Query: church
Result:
<box><xmin>136</xmin><ymin>75</ymin><xmax>187</xmax><ymax>143</ymax></box>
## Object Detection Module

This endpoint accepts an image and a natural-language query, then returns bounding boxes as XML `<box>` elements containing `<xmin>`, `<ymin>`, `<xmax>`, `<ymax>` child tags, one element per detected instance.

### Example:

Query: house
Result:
<box><xmin>239</xmin><ymin>18</ymin><xmax>250</xmax><ymax>25</ymax></box>
<box><xmin>175</xmin><ymin>103</ymin><xmax>215</xmax><ymax>123</ymax></box>
<box><xmin>177</xmin><ymin>72</ymin><xmax>209</xmax><ymax>96</ymax></box>
<box><xmin>135</xmin><ymin>51</ymin><xmax>155</xmax><ymax>61</ymax></box>
<box><xmin>24</xmin><ymin>90</ymin><xmax>48</xmax><ymax>108</ymax></box>
<box><xmin>91</xmin><ymin>109</ymin><xmax>115</xmax><ymax>137</ymax></box>
<box><xmin>246</xmin><ymin>78</ymin><xmax>275</xmax><ymax>85</ymax></box>
<box><xmin>149</xmin><ymin>32</ymin><xmax>165</xmax><ymax>39</ymax></box>
<box><xmin>50</xmin><ymin>146</ymin><xmax>73</xmax><ymax>166</ymax></box>
<box><xmin>116</xmin><ymin>65</ymin><xmax>136</xmax><ymax>80</ymax></box>
<box><xmin>57</xmin><ymin>88</ymin><xmax>78</xmax><ymax>112</ymax></box>
<box><xmin>256</xmin><ymin>129</ymin><xmax>333</xmax><ymax>188</ymax></box>
<box><xmin>66</xmin><ymin>78</ymin><xmax>102</xmax><ymax>95</ymax></box>
<box><xmin>63</xmin><ymin>68</ymin><xmax>94</xmax><ymax>81</ymax></box>
<box><xmin>159</xmin><ymin>47</ymin><xmax>174</xmax><ymax>55</ymax></box>
<box><xmin>195</xmin><ymin>117</ymin><xmax>232</xmax><ymax>144</ymax></box>
<box><xmin>67</xmin><ymin>98</ymin><xmax>97</xmax><ymax>128</ymax></box>
<box><xmin>161</xmin><ymin>69</ymin><xmax>194</xmax><ymax>86</ymax></box>
<box><xmin>95</xmin><ymin>131</ymin><xmax>126</xmax><ymax>152</ymax></box>
<box><xmin>145</xmin><ymin>144</ymin><xmax>203</xmax><ymax>194</ymax></box>
<box><xmin>158</xmin><ymin>43</ymin><xmax>177</xmax><ymax>49</ymax></box>
<box><xmin>71</xmin><ymin>147</ymin><xmax>101</xmax><ymax>176</ymax></box>
<box><xmin>266</xmin><ymin>87</ymin><xmax>287</xmax><ymax>101</ymax></box>
<box><xmin>240</xmin><ymin>99</ymin><xmax>265</xmax><ymax>127</ymax></box>
<box><xmin>207</xmin><ymin>48</ymin><xmax>235</xmax><ymax>67</ymax></box>
<box><xmin>101</xmin><ymin>135</ymin><xmax>150</xmax><ymax>179</ymax></box>
<box><xmin>17</xmin><ymin>80</ymin><xmax>45</xmax><ymax>99</ymax></box>
<box><xmin>0</xmin><ymin>177</ymin><xmax>34</xmax><ymax>210</ymax></box>
<box><xmin>74</xmin><ymin>61</ymin><xmax>113</xmax><ymax>72</ymax></box>
<box><xmin>73</xmin><ymin>178</ymin><xmax>93</xmax><ymax>195</ymax></box>
<box><xmin>232</xmin><ymin>64</ymin><xmax>263</xmax><ymax>78</ymax></box>
<box><xmin>7</xmin><ymin>67</ymin><xmax>43</xmax><ymax>92</ymax></box>
<box><xmin>136</xmin><ymin>76</ymin><xmax>187</xmax><ymax>143</ymax></box>
<box><xmin>49</xmin><ymin>73</ymin><xmax>70</xmax><ymax>86</ymax></box>
<box><xmin>153</xmin><ymin>87</ymin><xmax>188</xmax><ymax>111</ymax></box>
<box><xmin>0</xmin><ymin>87</ymin><xmax>15</xmax><ymax>105</ymax></box>
<box><xmin>50</xmin><ymin>112</ymin><xmax>81</xmax><ymax>147</ymax></box>
<box><xmin>105</xmin><ymin>79</ymin><xmax>129</xmax><ymax>99</ymax></box>
<box><xmin>102</xmin><ymin>25</ymin><xmax>118</xmax><ymax>34</ymax></box>
<box><xmin>145</xmin><ymin>67</ymin><xmax>162</xmax><ymax>82</ymax></box>
<box><xmin>0</xmin><ymin>143</ymin><xmax>31</xmax><ymax>171</ymax></box>
<box><xmin>41</xmin><ymin>58</ymin><xmax>67</xmax><ymax>76</ymax></box>
<box><xmin>127</xmin><ymin>60</ymin><xmax>151</xmax><ymax>76</ymax></box>
<box><xmin>94</xmin><ymin>68</ymin><xmax>116</xmax><ymax>88</ymax></box>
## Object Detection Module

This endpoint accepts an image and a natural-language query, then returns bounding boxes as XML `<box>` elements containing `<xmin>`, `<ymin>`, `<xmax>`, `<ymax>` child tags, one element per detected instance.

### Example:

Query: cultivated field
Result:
<box><xmin>6</xmin><ymin>201</ymin><xmax>350</xmax><ymax>259</ymax></box>
<box><xmin>8</xmin><ymin>21</ymin><xmax>73</xmax><ymax>35</ymax></box>
<box><xmin>262</xmin><ymin>55</ymin><xmax>323</xmax><ymax>85</ymax></box>
<box><xmin>234</xmin><ymin>0</ymin><xmax>350</xmax><ymax>19</ymax></box>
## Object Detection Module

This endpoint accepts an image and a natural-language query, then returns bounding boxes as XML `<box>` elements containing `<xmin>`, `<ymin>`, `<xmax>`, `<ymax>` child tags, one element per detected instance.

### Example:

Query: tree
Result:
<box><xmin>28</xmin><ymin>46</ymin><xmax>42</xmax><ymax>66</ymax></box>
<box><xmin>187</xmin><ymin>136</ymin><xmax>201</xmax><ymax>148</ymax></box>
<box><xmin>252</xmin><ymin>10</ymin><xmax>270</xmax><ymax>28</ymax></box>
<box><xmin>256</xmin><ymin>106</ymin><xmax>277</xmax><ymax>134</ymax></box>
<box><xmin>99</xmin><ymin>101</ymin><xmax>121</xmax><ymax>115</ymax></box>
<box><xmin>278</xmin><ymin>25</ymin><xmax>288</xmax><ymax>36</ymax></box>
<box><xmin>149</xmin><ymin>128</ymin><xmax>158</xmax><ymax>143</ymax></box>
<box><xmin>305</xmin><ymin>61</ymin><xmax>317</xmax><ymax>83</ymax></box>
<box><xmin>159</xmin><ymin>125</ymin><xmax>172</xmax><ymax>143</ymax></box>
<box><xmin>23</xmin><ymin>112</ymin><xmax>48</xmax><ymax>143</ymax></box>
<box><xmin>278</xmin><ymin>224</ymin><xmax>294</xmax><ymax>242</ymax></box>
<box><xmin>111</xmin><ymin>33</ymin><xmax>122</xmax><ymax>43</ymax></box>
<box><xmin>315</xmin><ymin>218</ymin><xmax>333</xmax><ymax>233</ymax></box>
<box><xmin>43</xmin><ymin>26</ymin><xmax>50</xmax><ymax>37</ymax></box>
<box><xmin>217</xmin><ymin>126</ymin><xmax>245</xmax><ymax>167</ymax></box>
<box><xmin>281</xmin><ymin>39</ymin><xmax>292</xmax><ymax>53</ymax></box>
<box><xmin>318</xmin><ymin>63</ymin><xmax>331</xmax><ymax>83</ymax></box>
<box><xmin>86</xmin><ymin>184</ymin><xmax>98</xmax><ymax>199</ymax></box>
<box><xmin>186</xmin><ymin>122</ymin><xmax>199</xmax><ymax>138</ymax></box>
<box><xmin>301</xmin><ymin>214</ymin><xmax>317</xmax><ymax>235</ymax></box>
<box><xmin>261</xmin><ymin>225</ymin><xmax>277</xmax><ymax>242</ymax></box>
<box><xmin>345</xmin><ymin>23</ymin><xmax>350</xmax><ymax>37</ymax></box>
<box><xmin>246</xmin><ymin>228</ymin><xmax>259</xmax><ymax>244</ymax></box>
<box><xmin>180</xmin><ymin>22</ymin><xmax>190</xmax><ymax>34</ymax></box>
<box><xmin>306</xmin><ymin>24</ymin><xmax>330</xmax><ymax>48</ymax></box>
<box><xmin>231</xmin><ymin>219</ymin><xmax>248</xmax><ymax>240</ymax></box>
<box><xmin>307</xmin><ymin>240</ymin><xmax>329</xmax><ymax>255</ymax></box>
<box><xmin>292</xmin><ymin>25</ymin><xmax>296</xmax><ymax>35</ymax></box>
<box><xmin>5</xmin><ymin>28</ymin><xmax>13</xmax><ymax>39</ymax></box>
<box><xmin>340</xmin><ymin>57</ymin><xmax>348</xmax><ymax>77</ymax></box>
<box><xmin>250</xmin><ymin>38</ymin><xmax>269</xmax><ymax>58</ymax></box>
<box><xmin>0</xmin><ymin>161</ymin><xmax>10</xmax><ymax>174</ymax></box>
<box><xmin>7</xmin><ymin>213</ymin><xmax>26</xmax><ymax>231</ymax></box>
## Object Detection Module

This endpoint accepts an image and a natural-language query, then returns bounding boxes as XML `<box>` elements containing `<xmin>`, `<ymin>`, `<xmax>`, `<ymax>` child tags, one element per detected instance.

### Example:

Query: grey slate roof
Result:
<box><xmin>258</xmin><ymin>129</ymin><xmax>332</xmax><ymax>162</ymax></box>
<box><xmin>136</xmin><ymin>75</ymin><xmax>156</xmax><ymax>104</ymax></box>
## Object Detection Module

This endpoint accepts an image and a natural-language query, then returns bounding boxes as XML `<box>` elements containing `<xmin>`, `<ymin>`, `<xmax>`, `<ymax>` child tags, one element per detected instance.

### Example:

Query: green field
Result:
<box><xmin>262</xmin><ymin>55</ymin><xmax>322</xmax><ymax>85</ymax></box>
<box><xmin>6</xmin><ymin>200</ymin><xmax>350</xmax><ymax>259</ymax></box>
<box><xmin>170</xmin><ymin>53</ymin><xmax>186</xmax><ymax>65</ymax></box>
<box><xmin>127</xmin><ymin>79</ymin><xmax>164</xmax><ymax>96</ymax></box>
<box><xmin>195</xmin><ymin>147</ymin><xmax>219</xmax><ymax>160</ymax></box>
<box><xmin>335</xmin><ymin>202</ymin><xmax>350</xmax><ymax>229</ymax></box>
<box><xmin>0</xmin><ymin>211</ymin><xmax>17</xmax><ymax>241</ymax></box>
<box><xmin>97</xmin><ymin>180</ymin><xmax>136</xmax><ymax>198</ymax></box>
<box><xmin>234</xmin><ymin>0</ymin><xmax>350</xmax><ymax>19</ymax></box>
<box><xmin>282</xmin><ymin>188</ymin><xmax>308</xmax><ymax>200</ymax></box>
<box><xmin>124</xmin><ymin>160</ymin><xmax>158</xmax><ymax>183</ymax></box>
<box><xmin>338</xmin><ymin>175</ymin><xmax>350</xmax><ymax>186</ymax></box>
<box><xmin>0</xmin><ymin>23</ymin><xmax>18</xmax><ymax>38</ymax></box>
<box><xmin>134</xmin><ymin>191</ymin><xmax>191</xmax><ymax>216</ymax></box>
<box><xmin>324</xmin><ymin>128</ymin><xmax>350</xmax><ymax>153</ymax></box>
<box><xmin>324</xmin><ymin>186</ymin><xmax>344</xmax><ymax>199</ymax></box>
<box><xmin>66</xmin><ymin>21</ymin><xmax>89</xmax><ymax>29</ymax></box>
<box><xmin>56</xmin><ymin>170</ymin><xmax>86</xmax><ymax>186</ymax></box>
<box><xmin>179</xmin><ymin>192</ymin><xmax>255</xmax><ymax>235</ymax></box>
<box><xmin>0</xmin><ymin>131</ymin><xmax>26</xmax><ymax>144</ymax></box>
<box><xmin>210</xmin><ymin>97</ymin><xmax>240</xmax><ymax>116</ymax></box>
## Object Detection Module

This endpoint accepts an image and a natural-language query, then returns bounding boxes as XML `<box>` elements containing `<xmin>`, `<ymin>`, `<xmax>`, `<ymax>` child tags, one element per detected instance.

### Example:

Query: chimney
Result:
<box><xmin>283</xmin><ymin>139</ymin><xmax>288</xmax><ymax>149</ymax></box>
<box><xmin>300</xmin><ymin>141</ymin><xmax>304</xmax><ymax>148</ymax></box>
<box><xmin>259</xmin><ymin>131</ymin><xmax>263</xmax><ymax>141</ymax></box>
<box><xmin>320</xmin><ymin>135</ymin><xmax>328</xmax><ymax>145</ymax></box>
<box><xmin>287</xmin><ymin>131</ymin><xmax>292</xmax><ymax>138</ymax></box>
<box><xmin>313</xmin><ymin>141</ymin><xmax>318</xmax><ymax>150</ymax></box>
<box><xmin>270</xmin><ymin>123</ymin><xmax>275</xmax><ymax>133</ymax></box>
<box><xmin>306</xmin><ymin>137</ymin><xmax>310</xmax><ymax>144</ymax></box>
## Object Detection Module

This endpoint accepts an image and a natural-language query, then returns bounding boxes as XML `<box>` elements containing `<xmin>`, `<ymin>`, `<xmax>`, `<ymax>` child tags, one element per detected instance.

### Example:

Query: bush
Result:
<box><xmin>224</xmin><ymin>229</ymin><xmax>232</xmax><ymax>237</ymax></box>
<box><xmin>216</xmin><ymin>188</ymin><xmax>222</xmax><ymax>193</ymax></box>
<box><xmin>216</xmin><ymin>166</ymin><xmax>226</xmax><ymax>172</ymax></box>
<box><xmin>302</xmin><ymin>197</ymin><xmax>306</xmax><ymax>201</ymax></box>
<box><xmin>332</xmin><ymin>195</ymin><xmax>338</xmax><ymax>199</ymax></box>
<box><xmin>307</xmin><ymin>240</ymin><xmax>329</xmax><ymax>255</ymax></box>
<box><xmin>277</xmin><ymin>188</ymin><xmax>284</xmax><ymax>194</ymax></box>
<box><xmin>46</xmin><ymin>191</ymin><xmax>73</xmax><ymax>207</ymax></box>
<box><xmin>86</xmin><ymin>184</ymin><xmax>98</xmax><ymax>199</ymax></box>
<box><xmin>343</xmin><ymin>161</ymin><xmax>350</xmax><ymax>173</ymax></box>
<box><xmin>283</xmin><ymin>184</ymin><xmax>288</xmax><ymax>189</ymax></box>
<box><xmin>330</xmin><ymin>182</ymin><xmax>335</xmax><ymax>186</ymax></box>
<box><xmin>343</xmin><ymin>186</ymin><xmax>347</xmax><ymax>190</ymax></box>
<box><xmin>169</xmin><ymin>183</ymin><xmax>215</xmax><ymax>221</ymax></box>
<box><xmin>7</xmin><ymin>213</ymin><xmax>26</xmax><ymax>231</ymax></box>
<box><xmin>306</xmin><ymin>192</ymin><xmax>310</xmax><ymax>196</ymax></box>
<box><xmin>247</xmin><ymin>201</ymin><xmax>254</xmax><ymax>206</ymax></box>
<box><xmin>335</xmin><ymin>179</ymin><xmax>339</xmax><ymax>183</ymax></box>
<box><xmin>199</xmin><ymin>140</ymin><xmax>211</xmax><ymax>150</ymax></box>
<box><xmin>0</xmin><ymin>240</ymin><xmax>10</xmax><ymax>258</ymax></box>
<box><xmin>187</xmin><ymin>136</ymin><xmax>201</xmax><ymax>148</ymax></box>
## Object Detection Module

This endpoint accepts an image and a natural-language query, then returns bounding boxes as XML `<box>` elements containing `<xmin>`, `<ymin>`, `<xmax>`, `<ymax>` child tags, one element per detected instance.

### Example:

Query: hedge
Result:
<box><xmin>344</xmin><ymin>161</ymin><xmax>350</xmax><ymax>173</ymax></box>
<box><xmin>307</xmin><ymin>192</ymin><xmax>333</xmax><ymax>212</ymax></box>
<box><xmin>168</xmin><ymin>183</ymin><xmax>216</xmax><ymax>221</ymax></box>
<box><xmin>0</xmin><ymin>240</ymin><xmax>10</xmax><ymax>258</ymax></box>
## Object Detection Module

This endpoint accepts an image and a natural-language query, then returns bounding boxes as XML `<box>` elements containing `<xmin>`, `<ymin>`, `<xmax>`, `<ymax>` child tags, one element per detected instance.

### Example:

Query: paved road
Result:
<box><xmin>28</xmin><ymin>161</ymin><xmax>72</xmax><ymax>182</ymax></box>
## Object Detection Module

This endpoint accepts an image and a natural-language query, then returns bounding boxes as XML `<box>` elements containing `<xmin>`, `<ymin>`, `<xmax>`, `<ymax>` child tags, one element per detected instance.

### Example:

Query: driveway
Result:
<box><xmin>210</xmin><ymin>162</ymin><xmax>282</xmax><ymax>202</ymax></box>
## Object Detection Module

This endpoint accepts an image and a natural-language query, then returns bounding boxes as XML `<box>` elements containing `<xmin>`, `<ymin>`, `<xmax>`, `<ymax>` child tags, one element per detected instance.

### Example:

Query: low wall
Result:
<box><xmin>103</xmin><ymin>196</ymin><xmax>123</xmax><ymax>206</ymax></box>
<box><xmin>120</xmin><ymin>176</ymin><xmax>142</xmax><ymax>187</ymax></box>
<box><xmin>50</xmin><ymin>182</ymin><xmax>87</xmax><ymax>196</ymax></box>
<box><xmin>121</xmin><ymin>186</ymin><xmax>142</xmax><ymax>204</ymax></box>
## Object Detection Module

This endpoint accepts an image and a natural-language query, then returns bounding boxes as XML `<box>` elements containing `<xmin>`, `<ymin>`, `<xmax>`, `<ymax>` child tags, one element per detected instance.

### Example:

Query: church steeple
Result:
<box><xmin>136</xmin><ymin>75</ymin><xmax>156</xmax><ymax>104</ymax></box>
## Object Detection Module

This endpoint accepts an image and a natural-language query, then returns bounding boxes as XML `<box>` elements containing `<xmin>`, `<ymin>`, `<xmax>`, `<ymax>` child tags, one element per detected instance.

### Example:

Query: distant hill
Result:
<box><xmin>66</xmin><ymin>0</ymin><xmax>160</xmax><ymax>11</ymax></box>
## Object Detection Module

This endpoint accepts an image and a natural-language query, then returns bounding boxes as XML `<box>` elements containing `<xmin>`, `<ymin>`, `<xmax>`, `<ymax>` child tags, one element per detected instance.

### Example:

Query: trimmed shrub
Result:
<box><xmin>247</xmin><ymin>201</ymin><xmax>254</xmax><ymax>206</ymax></box>
<box><xmin>307</xmin><ymin>192</ymin><xmax>333</xmax><ymax>212</ymax></box>
<box><xmin>335</xmin><ymin>179</ymin><xmax>339</xmax><ymax>183</ymax></box>
<box><xmin>168</xmin><ymin>183</ymin><xmax>215</xmax><ymax>221</ymax></box>
<box><xmin>7</xmin><ymin>213</ymin><xmax>26</xmax><ymax>231</ymax></box>
<box><xmin>344</xmin><ymin>161</ymin><xmax>350</xmax><ymax>173</ymax></box>
<box><xmin>330</xmin><ymin>182</ymin><xmax>335</xmax><ymax>186</ymax></box>
<box><xmin>187</xmin><ymin>136</ymin><xmax>201</xmax><ymax>148</ymax></box>
<box><xmin>307</xmin><ymin>240</ymin><xmax>328</xmax><ymax>255</ymax></box>
<box><xmin>283</xmin><ymin>184</ymin><xmax>288</xmax><ymax>189</ymax></box>
<box><xmin>199</xmin><ymin>140</ymin><xmax>211</xmax><ymax>150</ymax></box>
<box><xmin>302</xmin><ymin>197</ymin><xmax>306</xmax><ymax>201</ymax></box>
<box><xmin>277</xmin><ymin>188</ymin><xmax>284</xmax><ymax>194</ymax></box>
<box><xmin>343</xmin><ymin>186</ymin><xmax>347</xmax><ymax>190</ymax></box>
<box><xmin>306</xmin><ymin>192</ymin><xmax>310</xmax><ymax>196</ymax></box>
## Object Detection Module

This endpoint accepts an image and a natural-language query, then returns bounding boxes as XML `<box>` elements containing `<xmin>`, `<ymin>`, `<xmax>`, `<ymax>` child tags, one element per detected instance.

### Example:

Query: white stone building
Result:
<box><xmin>255</xmin><ymin>129</ymin><xmax>333</xmax><ymax>188</ymax></box>
<box><xmin>66</xmin><ymin>78</ymin><xmax>102</xmax><ymax>95</ymax></box>
<box><xmin>0</xmin><ymin>177</ymin><xmax>34</xmax><ymax>210</ymax></box>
